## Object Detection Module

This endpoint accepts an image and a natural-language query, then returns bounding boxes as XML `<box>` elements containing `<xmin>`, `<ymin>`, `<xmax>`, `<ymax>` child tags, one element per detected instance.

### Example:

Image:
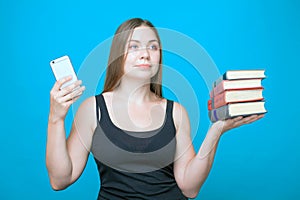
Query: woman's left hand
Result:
<box><xmin>212</xmin><ymin>114</ymin><xmax>265</xmax><ymax>135</ymax></box>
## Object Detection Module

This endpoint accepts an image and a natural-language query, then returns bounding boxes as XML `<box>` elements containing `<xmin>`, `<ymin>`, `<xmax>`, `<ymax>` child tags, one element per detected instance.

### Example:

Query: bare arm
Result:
<box><xmin>173</xmin><ymin>102</ymin><xmax>264</xmax><ymax>198</ymax></box>
<box><xmin>46</xmin><ymin>76</ymin><xmax>96</xmax><ymax>190</ymax></box>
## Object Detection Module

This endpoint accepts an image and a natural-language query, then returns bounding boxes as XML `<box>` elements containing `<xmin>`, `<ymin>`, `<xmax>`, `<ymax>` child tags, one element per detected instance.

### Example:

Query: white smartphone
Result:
<box><xmin>50</xmin><ymin>55</ymin><xmax>78</xmax><ymax>89</ymax></box>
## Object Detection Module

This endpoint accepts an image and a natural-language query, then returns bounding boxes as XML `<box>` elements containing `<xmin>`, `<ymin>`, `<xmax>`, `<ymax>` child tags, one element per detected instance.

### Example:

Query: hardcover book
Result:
<box><xmin>213</xmin><ymin>69</ymin><xmax>266</xmax><ymax>87</ymax></box>
<box><xmin>212</xmin><ymin>88</ymin><xmax>264</xmax><ymax>109</ymax></box>
<box><xmin>212</xmin><ymin>79</ymin><xmax>263</xmax><ymax>97</ymax></box>
<box><xmin>208</xmin><ymin>101</ymin><xmax>267</xmax><ymax>122</ymax></box>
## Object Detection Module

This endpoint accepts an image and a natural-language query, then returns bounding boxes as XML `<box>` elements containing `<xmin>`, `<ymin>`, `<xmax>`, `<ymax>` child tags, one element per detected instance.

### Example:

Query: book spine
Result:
<box><xmin>209</xmin><ymin>89</ymin><xmax>214</xmax><ymax>99</ymax></box>
<box><xmin>209</xmin><ymin>105</ymin><xmax>229</xmax><ymax>122</ymax></box>
<box><xmin>213</xmin><ymin>81</ymin><xmax>225</xmax><ymax>96</ymax></box>
<box><xmin>213</xmin><ymin>74</ymin><xmax>226</xmax><ymax>87</ymax></box>
<box><xmin>208</xmin><ymin>99</ymin><xmax>212</xmax><ymax>111</ymax></box>
<box><xmin>213</xmin><ymin>92</ymin><xmax>228</xmax><ymax>109</ymax></box>
<box><xmin>207</xmin><ymin>98</ymin><xmax>215</xmax><ymax>110</ymax></box>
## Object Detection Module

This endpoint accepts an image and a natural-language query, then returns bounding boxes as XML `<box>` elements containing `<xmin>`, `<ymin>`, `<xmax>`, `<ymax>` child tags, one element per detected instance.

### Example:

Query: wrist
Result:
<box><xmin>48</xmin><ymin>114</ymin><xmax>65</xmax><ymax>125</ymax></box>
<box><xmin>210</xmin><ymin>121</ymin><xmax>226</xmax><ymax>137</ymax></box>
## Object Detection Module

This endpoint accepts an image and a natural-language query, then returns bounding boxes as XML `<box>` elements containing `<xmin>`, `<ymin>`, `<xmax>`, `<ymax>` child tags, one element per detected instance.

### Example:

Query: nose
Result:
<box><xmin>139</xmin><ymin>47</ymin><xmax>150</xmax><ymax>60</ymax></box>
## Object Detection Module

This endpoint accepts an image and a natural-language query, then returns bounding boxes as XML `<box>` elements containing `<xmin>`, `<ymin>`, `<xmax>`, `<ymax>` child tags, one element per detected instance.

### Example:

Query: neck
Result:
<box><xmin>113</xmin><ymin>78</ymin><xmax>154</xmax><ymax>104</ymax></box>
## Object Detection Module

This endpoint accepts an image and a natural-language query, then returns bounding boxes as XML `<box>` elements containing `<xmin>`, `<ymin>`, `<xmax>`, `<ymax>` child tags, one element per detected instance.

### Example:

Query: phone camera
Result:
<box><xmin>52</xmin><ymin>61</ymin><xmax>55</xmax><ymax>64</ymax></box>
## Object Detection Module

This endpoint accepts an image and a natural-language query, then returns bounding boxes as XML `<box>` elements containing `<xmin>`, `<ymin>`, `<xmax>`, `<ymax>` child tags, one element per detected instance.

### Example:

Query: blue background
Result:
<box><xmin>1</xmin><ymin>0</ymin><xmax>299</xmax><ymax>199</ymax></box>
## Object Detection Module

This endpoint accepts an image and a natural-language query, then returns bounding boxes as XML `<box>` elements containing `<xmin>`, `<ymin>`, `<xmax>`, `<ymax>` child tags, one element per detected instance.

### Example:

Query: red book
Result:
<box><xmin>212</xmin><ymin>88</ymin><xmax>264</xmax><ymax>109</ymax></box>
<box><xmin>208</xmin><ymin>99</ymin><xmax>212</xmax><ymax>110</ymax></box>
<box><xmin>213</xmin><ymin>79</ymin><xmax>263</xmax><ymax>96</ymax></box>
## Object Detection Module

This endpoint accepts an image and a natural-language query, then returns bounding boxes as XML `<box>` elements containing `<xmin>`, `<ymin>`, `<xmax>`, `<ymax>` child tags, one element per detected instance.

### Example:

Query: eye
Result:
<box><xmin>148</xmin><ymin>44</ymin><xmax>159</xmax><ymax>50</ymax></box>
<box><xmin>128</xmin><ymin>44</ymin><xmax>139</xmax><ymax>50</ymax></box>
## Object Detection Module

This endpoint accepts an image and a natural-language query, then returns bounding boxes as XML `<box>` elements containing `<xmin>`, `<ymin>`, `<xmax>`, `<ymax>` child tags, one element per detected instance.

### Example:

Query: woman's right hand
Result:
<box><xmin>49</xmin><ymin>76</ymin><xmax>85</xmax><ymax>123</ymax></box>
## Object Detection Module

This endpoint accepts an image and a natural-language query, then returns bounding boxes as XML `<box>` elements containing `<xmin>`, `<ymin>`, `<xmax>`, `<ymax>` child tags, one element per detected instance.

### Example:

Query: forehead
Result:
<box><xmin>130</xmin><ymin>26</ymin><xmax>158</xmax><ymax>42</ymax></box>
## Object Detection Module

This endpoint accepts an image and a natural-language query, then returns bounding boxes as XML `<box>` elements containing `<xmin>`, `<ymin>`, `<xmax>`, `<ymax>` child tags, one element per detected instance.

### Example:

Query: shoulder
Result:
<box><xmin>101</xmin><ymin>91</ymin><xmax>113</xmax><ymax>99</ymax></box>
<box><xmin>172</xmin><ymin>101</ymin><xmax>189</xmax><ymax>118</ymax></box>
<box><xmin>171</xmin><ymin>101</ymin><xmax>190</xmax><ymax>131</ymax></box>
<box><xmin>78</xmin><ymin>96</ymin><xmax>96</xmax><ymax>110</ymax></box>
<box><xmin>74</xmin><ymin>96</ymin><xmax>97</xmax><ymax>130</ymax></box>
<box><xmin>75</xmin><ymin>96</ymin><xmax>97</xmax><ymax>118</ymax></box>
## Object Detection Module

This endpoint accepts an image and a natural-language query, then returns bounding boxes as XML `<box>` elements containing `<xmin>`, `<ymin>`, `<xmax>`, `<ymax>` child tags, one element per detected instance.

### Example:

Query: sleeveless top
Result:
<box><xmin>91</xmin><ymin>94</ymin><xmax>188</xmax><ymax>200</ymax></box>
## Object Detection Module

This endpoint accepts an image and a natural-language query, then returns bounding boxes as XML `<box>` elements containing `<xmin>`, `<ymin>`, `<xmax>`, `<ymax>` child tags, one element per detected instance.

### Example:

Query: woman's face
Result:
<box><xmin>123</xmin><ymin>26</ymin><xmax>161</xmax><ymax>81</ymax></box>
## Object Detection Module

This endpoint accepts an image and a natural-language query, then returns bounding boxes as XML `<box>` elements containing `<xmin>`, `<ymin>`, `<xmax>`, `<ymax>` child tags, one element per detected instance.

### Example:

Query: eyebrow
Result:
<box><xmin>128</xmin><ymin>39</ymin><xmax>159</xmax><ymax>43</ymax></box>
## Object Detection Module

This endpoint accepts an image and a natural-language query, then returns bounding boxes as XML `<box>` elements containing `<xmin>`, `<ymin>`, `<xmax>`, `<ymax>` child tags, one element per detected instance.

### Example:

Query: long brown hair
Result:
<box><xmin>103</xmin><ymin>18</ymin><xmax>163</xmax><ymax>97</ymax></box>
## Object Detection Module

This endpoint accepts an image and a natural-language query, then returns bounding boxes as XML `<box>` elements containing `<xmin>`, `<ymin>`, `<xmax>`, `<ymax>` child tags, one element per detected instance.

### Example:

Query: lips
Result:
<box><xmin>136</xmin><ymin>64</ymin><xmax>151</xmax><ymax>68</ymax></box>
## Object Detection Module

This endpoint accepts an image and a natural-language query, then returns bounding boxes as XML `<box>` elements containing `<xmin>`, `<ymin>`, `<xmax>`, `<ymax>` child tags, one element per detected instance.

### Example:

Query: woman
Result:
<box><xmin>46</xmin><ymin>18</ymin><xmax>264</xmax><ymax>199</ymax></box>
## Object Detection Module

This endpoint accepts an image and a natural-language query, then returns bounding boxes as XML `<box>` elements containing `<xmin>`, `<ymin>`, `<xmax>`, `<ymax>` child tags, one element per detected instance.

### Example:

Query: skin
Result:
<box><xmin>46</xmin><ymin>25</ymin><xmax>264</xmax><ymax>198</ymax></box>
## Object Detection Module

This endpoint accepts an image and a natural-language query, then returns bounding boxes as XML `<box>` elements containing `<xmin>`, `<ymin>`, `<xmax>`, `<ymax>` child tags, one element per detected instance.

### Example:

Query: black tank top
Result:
<box><xmin>91</xmin><ymin>94</ymin><xmax>188</xmax><ymax>200</ymax></box>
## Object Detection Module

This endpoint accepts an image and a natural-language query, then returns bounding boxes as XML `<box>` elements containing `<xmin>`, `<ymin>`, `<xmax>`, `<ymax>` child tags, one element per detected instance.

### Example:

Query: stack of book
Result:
<box><xmin>208</xmin><ymin>69</ymin><xmax>267</xmax><ymax>122</ymax></box>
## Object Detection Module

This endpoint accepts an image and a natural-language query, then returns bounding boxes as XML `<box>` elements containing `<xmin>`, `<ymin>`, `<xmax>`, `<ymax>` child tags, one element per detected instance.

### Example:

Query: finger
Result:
<box><xmin>257</xmin><ymin>114</ymin><xmax>265</xmax><ymax>119</ymax></box>
<box><xmin>54</xmin><ymin>85</ymin><xmax>85</xmax><ymax>105</ymax></box>
<box><xmin>59</xmin><ymin>80</ymin><xmax>83</xmax><ymax>97</ymax></box>
<box><xmin>239</xmin><ymin>114</ymin><xmax>262</xmax><ymax>125</ymax></box>
<box><xmin>224</xmin><ymin>116</ymin><xmax>242</xmax><ymax>125</ymax></box>
<box><xmin>246</xmin><ymin>114</ymin><xmax>265</xmax><ymax>124</ymax></box>
<box><xmin>229</xmin><ymin>116</ymin><xmax>244</xmax><ymax>126</ymax></box>
<box><xmin>229</xmin><ymin>115</ymin><xmax>254</xmax><ymax>127</ymax></box>
<box><xmin>244</xmin><ymin>115</ymin><xmax>258</xmax><ymax>121</ymax></box>
<box><xmin>243</xmin><ymin>118</ymin><xmax>258</xmax><ymax>125</ymax></box>
<box><xmin>60</xmin><ymin>86</ymin><xmax>85</xmax><ymax>102</ymax></box>
<box><xmin>69</xmin><ymin>95</ymin><xmax>81</xmax><ymax>103</ymax></box>
<box><xmin>233</xmin><ymin>116</ymin><xmax>243</xmax><ymax>122</ymax></box>
<box><xmin>64</xmin><ymin>94</ymin><xmax>81</xmax><ymax>107</ymax></box>
<box><xmin>51</xmin><ymin>81</ymin><xmax>80</xmax><ymax>102</ymax></box>
<box><xmin>237</xmin><ymin>115</ymin><xmax>256</xmax><ymax>124</ymax></box>
<box><xmin>53</xmin><ymin>75</ymin><xmax>73</xmax><ymax>91</ymax></box>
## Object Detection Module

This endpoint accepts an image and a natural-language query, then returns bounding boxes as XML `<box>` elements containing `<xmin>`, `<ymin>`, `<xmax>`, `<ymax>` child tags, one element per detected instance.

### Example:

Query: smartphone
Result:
<box><xmin>50</xmin><ymin>55</ymin><xmax>78</xmax><ymax>89</ymax></box>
